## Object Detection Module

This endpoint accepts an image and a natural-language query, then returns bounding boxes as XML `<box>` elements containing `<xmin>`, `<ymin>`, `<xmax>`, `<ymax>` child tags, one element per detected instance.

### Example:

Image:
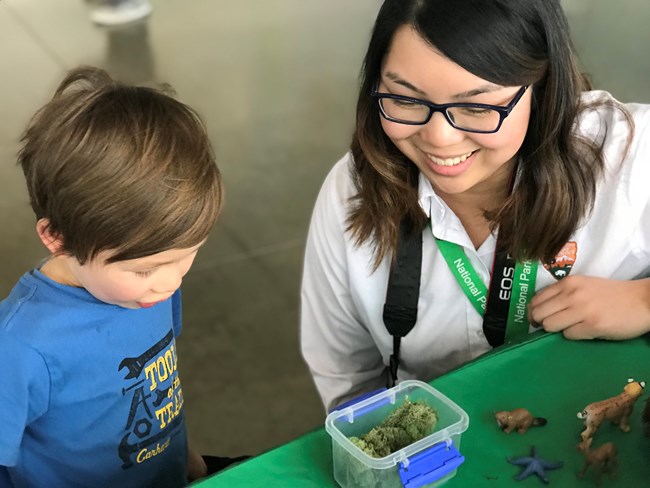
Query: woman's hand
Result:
<box><xmin>529</xmin><ymin>276</ymin><xmax>650</xmax><ymax>340</ymax></box>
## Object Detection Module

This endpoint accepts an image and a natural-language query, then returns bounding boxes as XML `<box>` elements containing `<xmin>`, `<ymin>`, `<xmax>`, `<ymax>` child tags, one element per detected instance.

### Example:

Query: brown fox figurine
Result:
<box><xmin>495</xmin><ymin>408</ymin><xmax>547</xmax><ymax>434</ymax></box>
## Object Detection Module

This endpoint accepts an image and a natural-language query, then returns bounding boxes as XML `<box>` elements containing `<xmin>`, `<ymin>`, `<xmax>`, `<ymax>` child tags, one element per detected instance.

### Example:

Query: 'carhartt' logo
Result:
<box><xmin>544</xmin><ymin>242</ymin><xmax>577</xmax><ymax>280</ymax></box>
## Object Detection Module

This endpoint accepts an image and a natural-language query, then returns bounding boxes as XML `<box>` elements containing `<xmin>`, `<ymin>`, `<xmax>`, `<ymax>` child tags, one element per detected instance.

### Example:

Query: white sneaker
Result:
<box><xmin>90</xmin><ymin>0</ymin><xmax>152</xmax><ymax>26</ymax></box>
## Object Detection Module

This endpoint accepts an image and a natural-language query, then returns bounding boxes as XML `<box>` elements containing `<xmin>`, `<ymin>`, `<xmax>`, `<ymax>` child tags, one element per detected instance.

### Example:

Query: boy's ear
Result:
<box><xmin>36</xmin><ymin>219</ymin><xmax>64</xmax><ymax>254</ymax></box>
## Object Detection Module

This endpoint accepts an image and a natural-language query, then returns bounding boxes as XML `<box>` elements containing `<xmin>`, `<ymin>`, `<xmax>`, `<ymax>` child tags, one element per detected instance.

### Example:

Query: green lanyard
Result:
<box><xmin>436</xmin><ymin>239</ymin><xmax>538</xmax><ymax>342</ymax></box>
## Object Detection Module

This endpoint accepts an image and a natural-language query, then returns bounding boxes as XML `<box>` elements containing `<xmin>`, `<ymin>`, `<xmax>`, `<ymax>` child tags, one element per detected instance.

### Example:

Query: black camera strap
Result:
<box><xmin>382</xmin><ymin>219</ymin><xmax>422</xmax><ymax>387</ymax></box>
<box><xmin>383</xmin><ymin>222</ymin><xmax>525</xmax><ymax>386</ymax></box>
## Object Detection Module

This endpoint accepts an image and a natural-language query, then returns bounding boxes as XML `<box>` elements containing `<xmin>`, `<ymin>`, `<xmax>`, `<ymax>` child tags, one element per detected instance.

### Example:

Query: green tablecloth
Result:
<box><xmin>194</xmin><ymin>332</ymin><xmax>650</xmax><ymax>487</ymax></box>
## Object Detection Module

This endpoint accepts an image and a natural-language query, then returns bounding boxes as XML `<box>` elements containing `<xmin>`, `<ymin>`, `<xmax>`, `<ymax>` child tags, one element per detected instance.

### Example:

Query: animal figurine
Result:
<box><xmin>495</xmin><ymin>408</ymin><xmax>547</xmax><ymax>434</ymax></box>
<box><xmin>576</xmin><ymin>437</ymin><xmax>618</xmax><ymax>486</ymax></box>
<box><xmin>577</xmin><ymin>378</ymin><xmax>645</xmax><ymax>441</ymax></box>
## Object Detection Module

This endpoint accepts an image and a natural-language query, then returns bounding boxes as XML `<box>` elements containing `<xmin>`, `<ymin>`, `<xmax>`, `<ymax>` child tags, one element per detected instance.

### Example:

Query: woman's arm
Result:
<box><xmin>300</xmin><ymin>158</ymin><xmax>386</xmax><ymax>412</ymax></box>
<box><xmin>530</xmin><ymin>99</ymin><xmax>650</xmax><ymax>341</ymax></box>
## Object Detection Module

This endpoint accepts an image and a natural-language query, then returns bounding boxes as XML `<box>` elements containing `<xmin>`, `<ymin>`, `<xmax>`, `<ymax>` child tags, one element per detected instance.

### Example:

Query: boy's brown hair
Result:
<box><xmin>18</xmin><ymin>66</ymin><xmax>223</xmax><ymax>264</ymax></box>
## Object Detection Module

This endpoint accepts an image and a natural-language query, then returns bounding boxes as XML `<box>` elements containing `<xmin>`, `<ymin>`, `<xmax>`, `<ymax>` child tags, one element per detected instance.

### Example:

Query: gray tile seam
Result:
<box><xmin>193</xmin><ymin>237</ymin><xmax>305</xmax><ymax>270</ymax></box>
<box><xmin>3</xmin><ymin>2</ymin><xmax>68</xmax><ymax>70</ymax></box>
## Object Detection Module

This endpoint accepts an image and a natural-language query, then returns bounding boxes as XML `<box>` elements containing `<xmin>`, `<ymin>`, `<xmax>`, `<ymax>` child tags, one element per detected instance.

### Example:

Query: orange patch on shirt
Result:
<box><xmin>544</xmin><ymin>241</ymin><xmax>577</xmax><ymax>280</ymax></box>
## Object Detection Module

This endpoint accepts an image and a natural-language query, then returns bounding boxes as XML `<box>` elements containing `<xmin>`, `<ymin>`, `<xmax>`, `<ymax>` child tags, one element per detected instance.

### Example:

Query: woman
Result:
<box><xmin>301</xmin><ymin>0</ymin><xmax>650</xmax><ymax>412</ymax></box>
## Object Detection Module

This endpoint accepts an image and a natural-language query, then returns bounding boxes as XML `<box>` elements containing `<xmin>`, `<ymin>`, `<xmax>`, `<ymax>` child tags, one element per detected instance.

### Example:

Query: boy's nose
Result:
<box><xmin>154</xmin><ymin>270</ymin><xmax>183</xmax><ymax>294</ymax></box>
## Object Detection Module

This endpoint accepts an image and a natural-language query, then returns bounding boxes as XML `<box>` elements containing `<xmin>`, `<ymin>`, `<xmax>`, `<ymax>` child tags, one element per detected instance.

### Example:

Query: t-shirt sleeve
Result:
<box><xmin>0</xmin><ymin>334</ymin><xmax>50</xmax><ymax>467</ymax></box>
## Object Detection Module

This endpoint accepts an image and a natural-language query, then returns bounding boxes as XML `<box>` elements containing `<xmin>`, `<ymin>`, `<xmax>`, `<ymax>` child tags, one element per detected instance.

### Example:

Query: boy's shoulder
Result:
<box><xmin>1</xmin><ymin>270</ymin><xmax>71</xmax><ymax>324</ymax></box>
<box><xmin>0</xmin><ymin>270</ymin><xmax>113</xmax><ymax>347</ymax></box>
<box><xmin>1</xmin><ymin>271</ymin><xmax>182</xmax><ymax>344</ymax></box>
<box><xmin>0</xmin><ymin>270</ymin><xmax>43</xmax><ymax>328</ymax></box>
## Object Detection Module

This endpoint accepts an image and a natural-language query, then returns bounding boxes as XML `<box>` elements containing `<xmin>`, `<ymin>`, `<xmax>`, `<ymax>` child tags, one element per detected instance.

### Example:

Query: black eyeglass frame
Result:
<box><xmin>370</xmin><ymin>84</ymin><xmax>529</xmax><ymax>134</ymax></box>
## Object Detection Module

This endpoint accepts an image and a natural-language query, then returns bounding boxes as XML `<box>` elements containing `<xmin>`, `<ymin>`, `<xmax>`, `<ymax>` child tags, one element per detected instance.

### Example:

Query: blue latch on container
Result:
<box><xmin>398</xmin><ymin>441</ymin><xmax>465</xmax><ymax>488</ymax></box>
<box><xmin>329</xmin><ymin>388</ymin><xmax>388</xmax><ymax>417</ymax></box>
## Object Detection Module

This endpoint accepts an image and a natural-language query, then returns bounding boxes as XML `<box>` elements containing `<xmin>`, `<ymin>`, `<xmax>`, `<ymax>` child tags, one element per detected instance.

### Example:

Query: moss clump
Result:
<box><xmin>349</xmin><ymin>399</ymin><xmax>438</xmax><ymax>458</ymax></box>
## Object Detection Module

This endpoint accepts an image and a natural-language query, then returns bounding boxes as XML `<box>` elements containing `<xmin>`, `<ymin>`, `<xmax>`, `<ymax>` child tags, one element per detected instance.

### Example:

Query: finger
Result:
<box><xmin>561</xmin><ymin>322</ymin><xmax>598</xmax><ymax>341</ymax></box>
<box><xmin>529</xmin><ymin>292</ymin><xmax>572</xmax><ymax>325</ymax></box>
<box><xmin>539</xmin><ymin>307</ymin><xmax>585</xmax><ymax>333</ymax></box>
<box><xmin>530</xmin><ymin>282</ymin><xmax>564</xmax><ymax>308</ymax></box>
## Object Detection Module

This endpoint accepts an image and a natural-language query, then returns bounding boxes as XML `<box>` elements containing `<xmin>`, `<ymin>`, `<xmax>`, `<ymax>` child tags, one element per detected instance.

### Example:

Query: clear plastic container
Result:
<box><xmin>325</xmin><ymin>380</ymin><xmax>469</xmax><ymax>488</ymax></box>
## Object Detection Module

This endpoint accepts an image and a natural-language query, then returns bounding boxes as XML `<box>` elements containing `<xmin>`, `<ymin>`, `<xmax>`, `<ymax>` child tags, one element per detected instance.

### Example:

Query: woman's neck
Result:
<box><xmin>436</xmin><ymin>158</ymin><xmax>517</xmax><ymax>248</ymax></box>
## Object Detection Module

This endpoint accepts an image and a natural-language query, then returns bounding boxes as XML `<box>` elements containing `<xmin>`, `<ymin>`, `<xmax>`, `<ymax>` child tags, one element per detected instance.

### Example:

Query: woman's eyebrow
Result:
<box><xmin>384</xmin><ymin>72</ymin><xmax>428</xmax><ymax>96</ymax></box>
<box><xmin>385</xmin><ymin>71</ymin><xmax>504</xmax><ymax>100</ymax></box>
<box><xmin>450</xmin><ymin>84</ymin><xmax>504</xmax><ymax>100</ymax></box>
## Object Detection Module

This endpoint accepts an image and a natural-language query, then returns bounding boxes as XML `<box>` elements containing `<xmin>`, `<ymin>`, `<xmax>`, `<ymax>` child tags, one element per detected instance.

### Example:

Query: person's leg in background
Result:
<box><xmin>88</xmin><ymin>0</ymin><xmax>152</xmax><ymax>27</ymax></box>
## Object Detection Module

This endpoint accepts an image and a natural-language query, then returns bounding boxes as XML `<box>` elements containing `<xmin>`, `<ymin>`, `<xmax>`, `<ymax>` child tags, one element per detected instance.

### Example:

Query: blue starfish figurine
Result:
<box><xmin>508</xmin><ymin>446</ymin><xmax>563</xmax><ymax>484</ymax></box>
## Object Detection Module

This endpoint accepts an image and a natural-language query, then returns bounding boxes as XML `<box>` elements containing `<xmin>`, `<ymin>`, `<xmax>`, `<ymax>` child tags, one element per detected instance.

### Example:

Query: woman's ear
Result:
<box><xmin>36</xmin><ymin>219</ymin><xmax>64</xmax><ymax>254</ymax></box>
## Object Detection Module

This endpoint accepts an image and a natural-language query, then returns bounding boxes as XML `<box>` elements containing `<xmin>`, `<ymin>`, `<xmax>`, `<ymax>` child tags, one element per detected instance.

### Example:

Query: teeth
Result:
<box><xmin>428</xmin><ymin>151</ymin><xmax>474</xmax><ymax>167</ymax></box>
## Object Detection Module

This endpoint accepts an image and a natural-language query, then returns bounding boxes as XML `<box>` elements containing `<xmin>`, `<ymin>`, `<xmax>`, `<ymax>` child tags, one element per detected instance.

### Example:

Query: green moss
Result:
<box><xmin>349</xmin><ymin>399</ymin><xmax>438</xmax><ymax>458</ymax></box>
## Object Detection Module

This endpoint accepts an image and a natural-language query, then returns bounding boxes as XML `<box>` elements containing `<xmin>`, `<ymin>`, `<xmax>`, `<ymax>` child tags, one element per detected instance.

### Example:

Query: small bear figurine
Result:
<box><xmin>495</xmin><ymin>408</ymin><xmax>547</xmax><ymax>434</ymax></box>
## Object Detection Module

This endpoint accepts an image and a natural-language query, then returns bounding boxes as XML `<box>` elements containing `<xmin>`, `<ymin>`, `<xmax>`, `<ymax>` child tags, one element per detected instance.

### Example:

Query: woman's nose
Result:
<box><xmin>418</xmin><ymin>111</ymin><xmax>465</xmax><ymax>146</ymax></box>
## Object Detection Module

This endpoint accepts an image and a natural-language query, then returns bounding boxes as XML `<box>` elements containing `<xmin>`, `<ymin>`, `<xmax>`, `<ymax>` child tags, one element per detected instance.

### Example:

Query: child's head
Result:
<box><xmin>18</xmin><ymin>66</ymin><xmax>222</xmax><ymax>307</ymax></box>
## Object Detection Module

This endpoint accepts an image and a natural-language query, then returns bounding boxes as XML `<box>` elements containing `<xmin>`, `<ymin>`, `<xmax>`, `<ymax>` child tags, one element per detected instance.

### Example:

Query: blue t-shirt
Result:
<box><xmin>0</xmin><ymin>270</ymin><xmax>188</xmax><ymax>487</ymax></box>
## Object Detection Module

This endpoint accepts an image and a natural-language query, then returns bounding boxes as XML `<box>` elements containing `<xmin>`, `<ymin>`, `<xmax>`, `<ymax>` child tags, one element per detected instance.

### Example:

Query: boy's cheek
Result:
<box><xmin>89</xmin><ymin>281</ymin><xmax>146</xmax><ymax>304</ymax></box>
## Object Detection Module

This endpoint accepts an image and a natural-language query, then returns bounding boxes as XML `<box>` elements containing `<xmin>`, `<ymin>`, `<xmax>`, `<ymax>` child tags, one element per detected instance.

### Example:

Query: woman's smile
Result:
<box><xmin>426</xmin><ymin>150</ymin><xmax>476</xmax><ymax>167</ymax></box>
<box><xmin>421</xmin><ymin>148</ymin><xmax>479</xmax><ymax>177</ymax></box>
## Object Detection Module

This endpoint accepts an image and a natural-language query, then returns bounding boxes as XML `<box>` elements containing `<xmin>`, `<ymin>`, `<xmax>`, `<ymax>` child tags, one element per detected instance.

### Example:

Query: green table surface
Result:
<box><xmin>194</xmin><ymin>332</ymin><xmax>650</xmax><ymax>487</ymax></box>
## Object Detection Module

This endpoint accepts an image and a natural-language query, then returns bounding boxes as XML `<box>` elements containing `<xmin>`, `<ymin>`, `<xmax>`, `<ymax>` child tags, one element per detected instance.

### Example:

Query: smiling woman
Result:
<box><xmin>300</xmin><ymin>0</ymin><xmax>650</xmax><ymax>413</ymax></box>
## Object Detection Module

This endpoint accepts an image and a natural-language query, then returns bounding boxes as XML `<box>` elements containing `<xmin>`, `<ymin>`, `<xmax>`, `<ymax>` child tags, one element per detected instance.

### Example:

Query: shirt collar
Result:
<box><xmin>417</xmin><ymin>171</ymin><xmax>490</xmax><ymax>249</ymax></box>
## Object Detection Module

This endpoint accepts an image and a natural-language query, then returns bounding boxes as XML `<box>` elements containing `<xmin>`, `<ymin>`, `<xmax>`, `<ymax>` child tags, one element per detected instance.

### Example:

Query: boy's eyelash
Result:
<box><xmin>135</xmin><ymin>270</ymin><xmax>154</xmax><ymax>278</ymax></box>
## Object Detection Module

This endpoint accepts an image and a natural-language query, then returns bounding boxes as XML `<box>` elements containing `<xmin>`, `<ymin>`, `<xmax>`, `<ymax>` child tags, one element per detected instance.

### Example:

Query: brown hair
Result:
<box><xmin>18</xmin><ymin>66</ymin><xmax>223</xmax><ymax>264</ymax></box>
<box><xmin>348</xmin><ymin>0</ymin><xmax>633</xmax><ymax>268</ymax></box>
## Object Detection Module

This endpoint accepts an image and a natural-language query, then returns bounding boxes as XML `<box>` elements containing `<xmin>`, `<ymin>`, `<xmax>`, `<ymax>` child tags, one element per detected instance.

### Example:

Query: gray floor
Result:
<box><xmin>0</xmin><ymin>0</ymin><xmax>648</xmax><ymax>460</ymax></box>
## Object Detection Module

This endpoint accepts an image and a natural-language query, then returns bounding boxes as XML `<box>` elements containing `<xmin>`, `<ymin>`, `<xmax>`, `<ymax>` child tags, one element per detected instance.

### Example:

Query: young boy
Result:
<box><xmin>0</xmin><ymin>67</ymin><xmax>222</xmax><ymax>487</ymax></box>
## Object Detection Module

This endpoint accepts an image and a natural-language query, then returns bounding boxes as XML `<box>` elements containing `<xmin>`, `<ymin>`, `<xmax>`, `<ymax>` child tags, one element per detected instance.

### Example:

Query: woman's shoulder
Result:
<box><xmin>577</xmin><ymin>91</ymin><xmax>650</xmax><ymax>206</ymax></box>
<box><xmin>577</xmin><ymin>91</ymin><xmax>650</xmax><ymax>137</ymax></box>
<box><xmin>577</xmin><ymin>91</ymin><xmax>650</xmax><ymax>165</ymax></box>
<box><xmin>324</xmin><ymin>151</ymin><xmax>356</xmax><ymax>189</ymax></box>
<box><xmin>314</xmin><ymin>152</ymin><xmax>357</xmax><ymax>210</ymax></box>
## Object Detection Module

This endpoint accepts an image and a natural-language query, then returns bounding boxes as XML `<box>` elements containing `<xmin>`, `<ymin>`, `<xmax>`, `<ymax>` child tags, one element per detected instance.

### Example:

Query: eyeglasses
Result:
<box><xmin>371</xmin><ymin>85</ymin><xmax>528</xmax><ymax>134</ymax></box>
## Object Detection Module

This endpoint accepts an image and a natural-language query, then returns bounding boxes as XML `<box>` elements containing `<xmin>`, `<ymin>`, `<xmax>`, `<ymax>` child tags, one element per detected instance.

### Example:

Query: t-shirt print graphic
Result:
<box><xmin>118</xmin><ymin>330</ymin><xmax>184</xmax><ymax>468</ymax></box>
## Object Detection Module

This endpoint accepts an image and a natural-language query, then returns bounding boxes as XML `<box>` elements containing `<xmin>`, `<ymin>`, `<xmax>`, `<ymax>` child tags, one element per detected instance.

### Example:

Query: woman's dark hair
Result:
<box><xmin>19</xmin><ymin>66</ymin><xmax>223</xmax><ymax>264</ymax></box>
<box><xmin>348</xmin><ymin>0</ymin><xmax>631</xmax><ymax>268</ymax></box>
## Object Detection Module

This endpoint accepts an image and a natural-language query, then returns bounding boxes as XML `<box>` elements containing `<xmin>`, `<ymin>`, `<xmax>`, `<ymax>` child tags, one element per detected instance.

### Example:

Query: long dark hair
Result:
<box><xmin>348</xmin><ymin>0</ymin><xmax>631</xmax><ymax>268</ymax></box>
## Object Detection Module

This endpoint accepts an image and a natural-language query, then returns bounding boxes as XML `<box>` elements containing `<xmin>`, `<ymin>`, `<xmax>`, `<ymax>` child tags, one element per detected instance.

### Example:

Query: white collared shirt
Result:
<box><xmin>300</xmin><ymin>91</ymin><xmax>650</xmax><ymax>411</ymax></box>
